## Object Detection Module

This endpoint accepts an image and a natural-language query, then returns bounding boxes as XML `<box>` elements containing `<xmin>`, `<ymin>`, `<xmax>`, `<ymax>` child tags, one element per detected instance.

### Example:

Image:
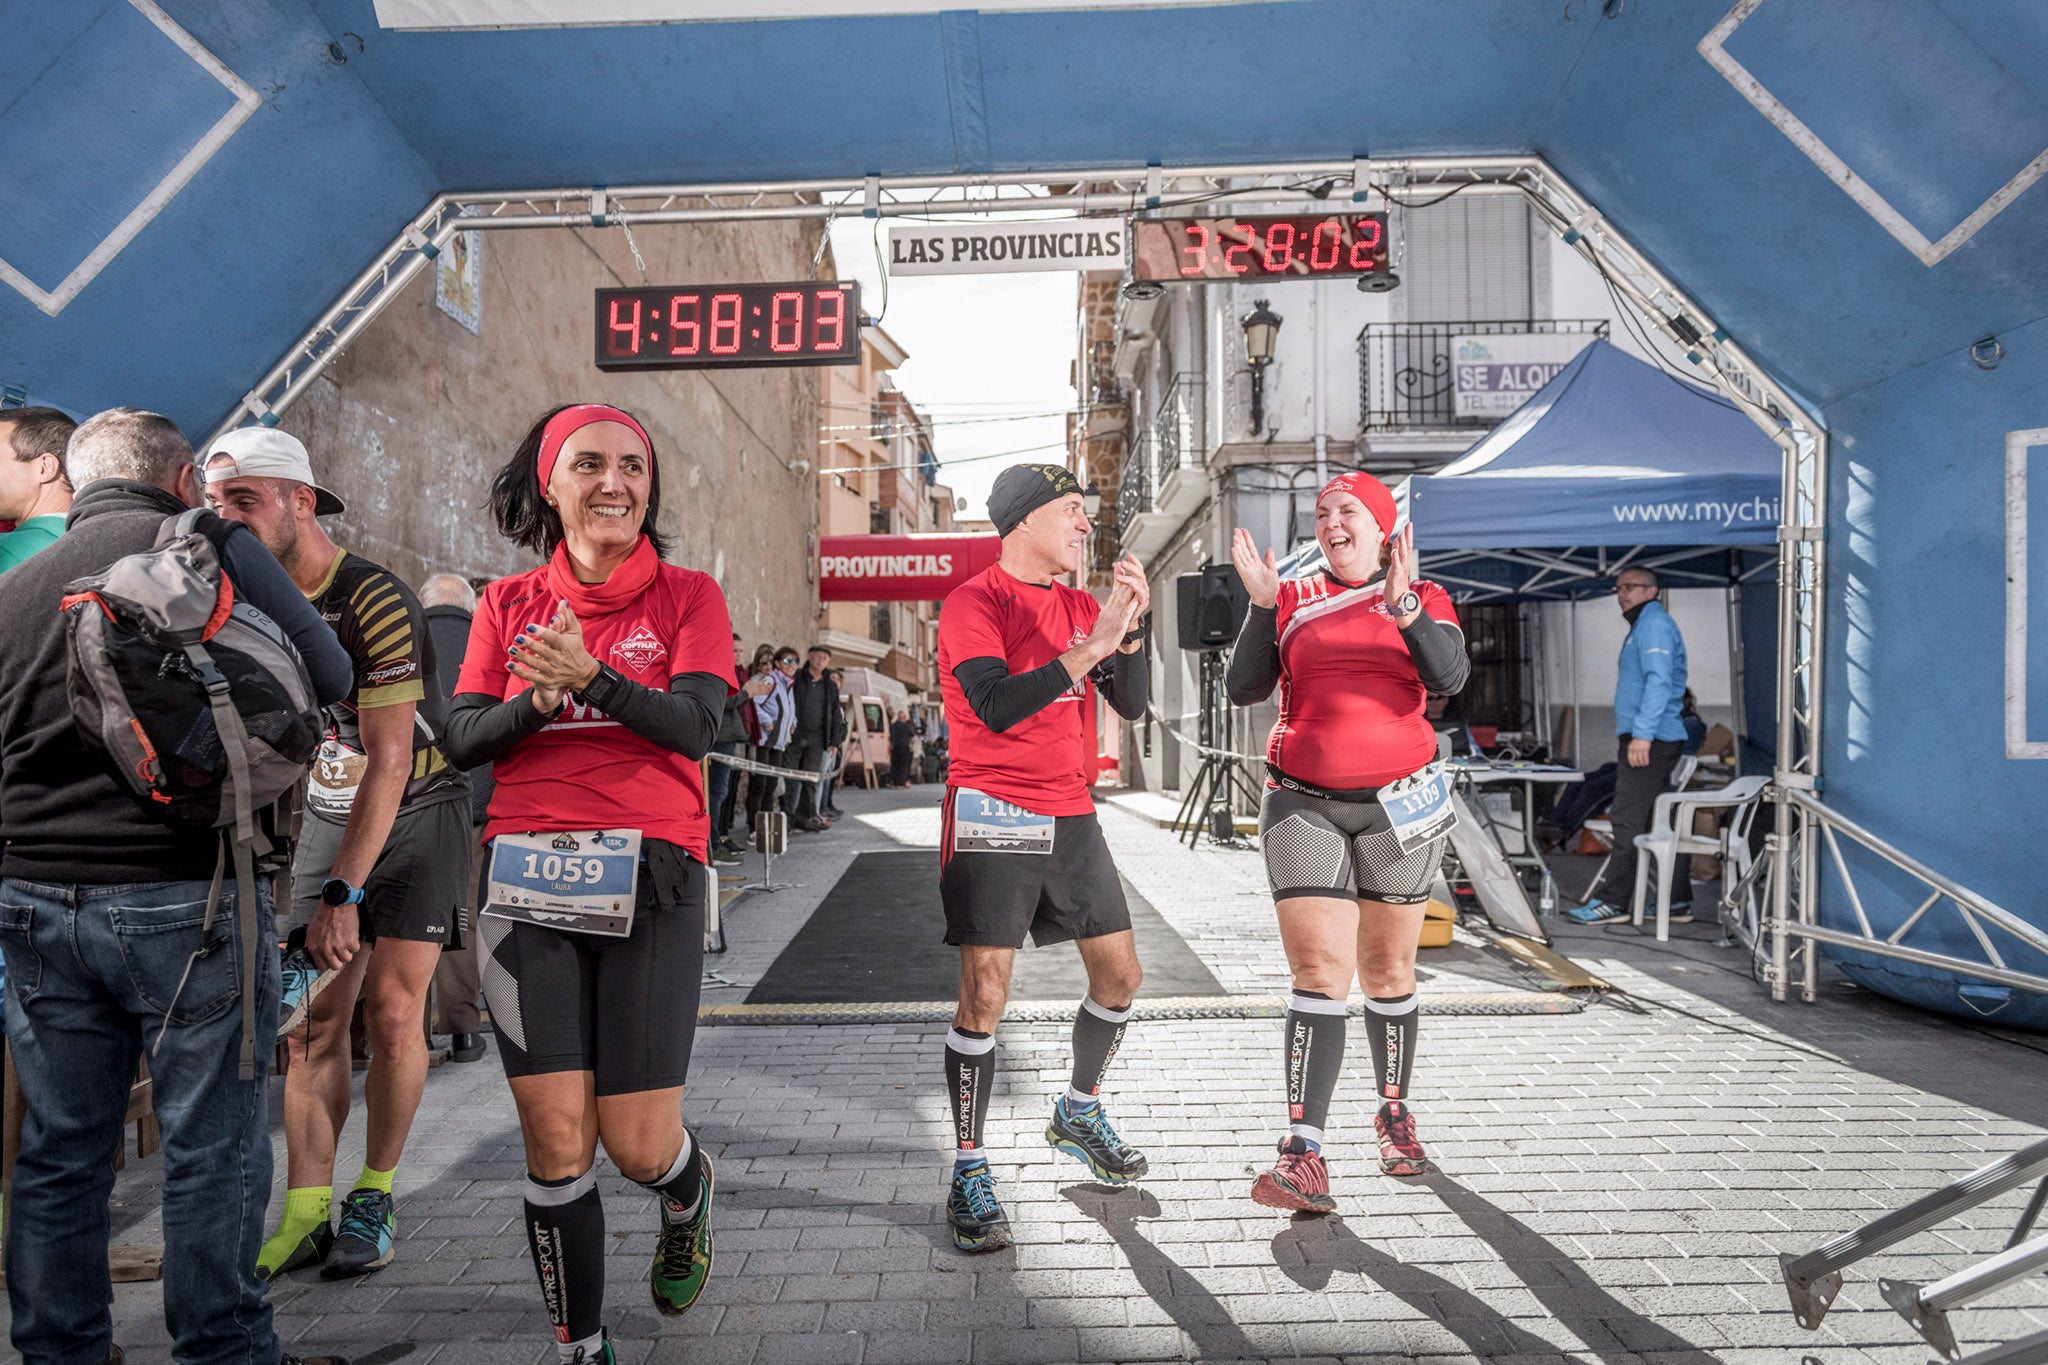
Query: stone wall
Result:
<box><xmin>278</xmin><ymin>214</ymin><xmax>825</xmax><ymax>651</ymax></box>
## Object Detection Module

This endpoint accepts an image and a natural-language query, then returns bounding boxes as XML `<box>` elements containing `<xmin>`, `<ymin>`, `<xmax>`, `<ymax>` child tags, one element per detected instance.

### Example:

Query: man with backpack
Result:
<box><xmin>0</xmin><ymin>408</ymin><xmax>353</xmax><ymax>1365</ymax></box>
<box><xmin>202</xmin><ymin>428</ymin><xmax>472</xmax><ymax>1284</ymax></box>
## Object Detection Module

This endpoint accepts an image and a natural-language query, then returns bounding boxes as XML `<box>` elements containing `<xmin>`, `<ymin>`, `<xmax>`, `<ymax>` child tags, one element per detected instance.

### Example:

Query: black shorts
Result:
<box><xmin>290</xmin><ymin>798</ymin><xmax>469</xmax><ymax>946</ymax></box>
<box><xmin>939</xmin><ymin>804</ymin><xmax>1131</xmax><ymax>949</ymax></box>
<box><xmin>1258</xmin><ymin>785</ymin><xmax>1446</xmax><ymax>905</ymax></box>
<box><xmin>480</xmin><ymin>841</ymin><xmax>704</xmax><ymax>1096</ymax></box>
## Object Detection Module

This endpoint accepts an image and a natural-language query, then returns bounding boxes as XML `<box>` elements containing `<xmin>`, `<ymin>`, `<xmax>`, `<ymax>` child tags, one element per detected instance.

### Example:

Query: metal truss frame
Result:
<box><xmin>221</xmin><ymin>153</ymin><xmax>2030</xmax><ymax>1007</ymax></box>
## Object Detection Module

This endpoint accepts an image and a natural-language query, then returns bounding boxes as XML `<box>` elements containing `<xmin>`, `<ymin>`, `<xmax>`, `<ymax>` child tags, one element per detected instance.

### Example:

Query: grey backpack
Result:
<box><xmin>61</xmin><ymin>507</ymin><xmax>323</xmax><ymax>1077</ymax></box>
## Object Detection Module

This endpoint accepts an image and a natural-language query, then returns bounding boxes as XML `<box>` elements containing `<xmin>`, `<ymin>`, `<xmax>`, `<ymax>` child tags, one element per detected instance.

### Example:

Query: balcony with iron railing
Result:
<box><xmin>1356</xmin><ymin>319</ymin><xmax>1608</xmax><ymax>433</ymax></box>
<box><xmin>1151</xmin><ymin>372</ymin><xmax>1204</xmax><ymax>487</ymax></box>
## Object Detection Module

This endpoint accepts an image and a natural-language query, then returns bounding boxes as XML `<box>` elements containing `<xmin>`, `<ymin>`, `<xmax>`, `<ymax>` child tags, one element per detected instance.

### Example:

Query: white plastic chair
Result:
<box><xmin>1629</xmin><ymin>775</ymin><xmax>1770</xmax><ymax>940</ymax></box>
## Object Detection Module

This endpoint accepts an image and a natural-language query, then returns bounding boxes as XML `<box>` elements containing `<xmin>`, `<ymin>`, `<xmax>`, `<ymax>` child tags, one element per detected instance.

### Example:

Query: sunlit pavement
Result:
<box><xmin>35</xmin><ymin>784</ymin><xmax>2048</xmax><ymax>1364</ymax></box>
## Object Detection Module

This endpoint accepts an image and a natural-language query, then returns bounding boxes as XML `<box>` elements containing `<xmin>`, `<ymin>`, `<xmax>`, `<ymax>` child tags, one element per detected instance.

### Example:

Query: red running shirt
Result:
<box><xmin>938</xmin><ymin>564</ymin><xmax>1100</xmax><ymax>817</ymax></box>
<box><xmin>1267</xmin><ymin>575</ymin><xmax>1460</xmax><ymax>790</ymax></box>
<box><xmin>456</xmin><ymin>560</ymin><xmax>734</xmax><ymax>858</ymax></box>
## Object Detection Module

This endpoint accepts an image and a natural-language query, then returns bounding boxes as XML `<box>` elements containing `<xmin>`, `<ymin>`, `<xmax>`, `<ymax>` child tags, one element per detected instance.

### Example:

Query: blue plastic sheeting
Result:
<box><xmin>1405</xmin><ymin>340</ymin><xmax>1783</xmax><ymax>551</ymax></box>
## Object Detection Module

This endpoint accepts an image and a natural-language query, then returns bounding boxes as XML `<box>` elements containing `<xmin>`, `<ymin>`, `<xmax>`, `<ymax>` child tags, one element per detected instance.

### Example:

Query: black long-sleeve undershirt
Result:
<box><xmin>1225</xmin><ymin>601</ymin><xmax>1470</xmax><ymax>704</ymax></box>
<box><xmin>954</xmin><ymin>648</ymin><xmax>1149</xmax><ymax>733</ymax></box>
<box><xmin>444</xmin><ymin>669</ymin><xmax>727</xmax><ymax>769</ymax></box>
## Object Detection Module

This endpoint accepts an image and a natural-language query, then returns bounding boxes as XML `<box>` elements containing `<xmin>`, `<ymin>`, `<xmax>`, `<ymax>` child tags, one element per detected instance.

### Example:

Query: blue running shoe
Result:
<box><xmin>278</xmin><ymin>940</ymin><xmax>339</xmax><ymax>1039</ymax></box>
<box><xmin>1564</xmin><ymin>900</ymin><xmax>1629</xmax><ymax>926</ymax></box>
<box><xmin>1046</xmin><ymin>1098</ymin><xmax>1148</xmax><ymax>1183</ymax></box>
<box><xmin>946</xmin><ymin>1161</ymin><xmax>1011</xmax><ymax>1254</ymax></box>
<box><xmin>321</xmin><ymin>1187</ymin><xmax>394</xmax><ymax>1279</ymax></box>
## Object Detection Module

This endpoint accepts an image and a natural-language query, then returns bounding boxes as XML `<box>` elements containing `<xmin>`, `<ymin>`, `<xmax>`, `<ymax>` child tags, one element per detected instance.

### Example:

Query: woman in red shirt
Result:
<box><xmin>1227</xmin><ymin>471</ymin><xmax>1470</xmax><ymax>1213</ymax></box>
<box><xmin>444</xmin><ymin>404</ymin><xmax>734</xmax><ymax>1365</ymax></box>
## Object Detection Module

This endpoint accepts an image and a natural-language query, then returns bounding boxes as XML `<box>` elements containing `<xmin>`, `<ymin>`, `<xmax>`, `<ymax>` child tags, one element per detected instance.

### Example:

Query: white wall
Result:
<box><xmin>1537</xmin><ymin>588</ymin><xmax>1739</xmax><ymax>761</ymax></box>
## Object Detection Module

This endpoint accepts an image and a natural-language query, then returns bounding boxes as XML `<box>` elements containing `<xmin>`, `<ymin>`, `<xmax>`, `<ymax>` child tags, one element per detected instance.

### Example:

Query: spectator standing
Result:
<box><xmin>421</xmin><ymin>571</ymin><xmax>491</xmax><ymax>1063</ymax></box>
<box><xmin>785</xmin><ymin>645</ymin><xmax>846</xmax><ymax>831</ymax></box>
<box><xmin>1566</xmin><ymin>567</ymin><xmax>1689</xmax><ymax>925</ymax></box>
<box><xmin>0</xmin><ymin>408</ymin><xmax>352</xmax><ymax>1365</ymax></box>
<box><xmin>0</xmin><ymin>406</ymin><xmax>77</xmax><ymax>572</ymax></box>
<box><xmin>745</xmin><ymin>647</ymin><xmax>798</xmax><ymax>836</ymax></box>
<box><xmin>820</xmin><ymin>667</ymin><xmax>849</xmax><ymax>819</ymax></box>
<box><xmin>709</xmin><ymin>637</ymin><xmax>775</xmax><ymax>863</ymax></box>
<box><xmin>889</xmin><ymin>710</ymin><xmax>916</xmax><ymax>787</ymax></box>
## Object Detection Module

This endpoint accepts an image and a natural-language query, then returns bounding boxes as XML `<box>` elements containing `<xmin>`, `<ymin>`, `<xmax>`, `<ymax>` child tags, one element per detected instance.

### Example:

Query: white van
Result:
<box><xmin>836</xmin><ymin>666</ymin><xmax>909</xmax><ymax>787</ymax></box>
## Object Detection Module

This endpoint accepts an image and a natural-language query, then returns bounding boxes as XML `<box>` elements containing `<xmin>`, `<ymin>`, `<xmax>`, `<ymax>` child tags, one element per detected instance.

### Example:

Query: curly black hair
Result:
<box><xmin>488</xmin><ymin>404</ymin><xmax>674</xmax><ymax>558</ymax></box>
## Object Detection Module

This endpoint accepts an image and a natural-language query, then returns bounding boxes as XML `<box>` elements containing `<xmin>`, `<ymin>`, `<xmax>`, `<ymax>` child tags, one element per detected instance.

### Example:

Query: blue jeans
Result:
<box><xmin>0</xmin><ymin>876</ymin><xmax>280</xmax><ymax>1365</ymax></box>
<box><xmin>707</xmin><ymin>739</ymin><xmax>740</xmax><ymax>843</ymax></box>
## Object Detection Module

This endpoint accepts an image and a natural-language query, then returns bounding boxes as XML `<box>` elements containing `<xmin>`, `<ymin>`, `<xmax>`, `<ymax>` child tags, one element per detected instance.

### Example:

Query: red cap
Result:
<box><xmin>537</xmin><ymin>404</ymin><xmax>655</xmax><ymax>491</ymax></box>
<box><xmin>1316</xmin><ymin>471</ymin><xmax>1397</xmax><ymax>544</ymax></box>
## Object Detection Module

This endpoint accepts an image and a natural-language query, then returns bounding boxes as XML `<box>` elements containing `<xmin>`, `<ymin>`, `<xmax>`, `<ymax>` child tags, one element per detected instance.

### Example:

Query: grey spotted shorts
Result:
<box><xmin>1257</xmin><ymin>784</ymin><xmax>1446</xmax><ymax>906</ymax></box>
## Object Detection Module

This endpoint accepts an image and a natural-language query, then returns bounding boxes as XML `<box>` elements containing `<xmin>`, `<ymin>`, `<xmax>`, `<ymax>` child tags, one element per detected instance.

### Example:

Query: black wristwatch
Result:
<box><xmin>320</xmin><ymin>877</ymin><xmax>365</xmax><ymax>908</ymax></box>
<box><xmin>1122</xmin><ymin>611</ymin><xmax>1151</xmax><ymax>646</ymax></box>
<box><xmin>1387</xmin><ymin>590</ymin><xmax>1421</xmax><ymax>619</ymax></box>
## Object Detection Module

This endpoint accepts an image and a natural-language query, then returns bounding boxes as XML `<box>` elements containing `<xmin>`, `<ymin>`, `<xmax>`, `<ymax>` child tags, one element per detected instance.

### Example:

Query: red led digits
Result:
<box><xmin>668</xmin><ymin>293</ymin><xmax>701</xmax><ymax>355</ymax></box>
<box><xmin>1349</xmin><ymin>216</ymin><xmax>1383</xmax><ymax>270</ymax></box>
<box><xmin>1223</xmin><ymin>225</ymin><xmax>1256</xmax><ymax>275</ymax></box>
<box><xmin>607</xmin><ymin>297</ymin><xmax>642</xmax><ymax>356</ymax></box>
<box><xmin>1262</xmin><ymin>222</ymin><xmax>1296</xmax><ymax>273</ymax></box>
<box><xmin>768</xmin><ymin>291</ymin><xmax>804</xmax><ymax>353</ymax></box>
<box><xmin>709</xmin><ymin>294</ymin><xmax>742</xmax><ymax>354</ymax></box>
<box><xmin>1309</xmin><ymin>220</ymin><xmax>1341</xmax><ymax>271</ymax></box>
<box><xmin>1179</xmin><ymin>223</ymin><xmax>1209</xmax><ymax>276</ymax></box>
<box><xmin>814</xmin><ymin>288</ymin><xmax>846</xmax><ymax>351</ymax></box>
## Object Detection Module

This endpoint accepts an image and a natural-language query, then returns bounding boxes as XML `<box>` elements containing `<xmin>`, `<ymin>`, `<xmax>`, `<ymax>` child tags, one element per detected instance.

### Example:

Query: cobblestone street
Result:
<box><xmin>53</xmin><ymin>785</ymin><xmax>2048</xmax><ymax>1365</ymax></box>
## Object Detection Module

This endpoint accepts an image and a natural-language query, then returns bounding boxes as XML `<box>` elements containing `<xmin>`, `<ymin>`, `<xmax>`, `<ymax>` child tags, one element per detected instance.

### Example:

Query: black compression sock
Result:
<box><xmin>524</xmin><ymin>1168</ymin><xmax>606</xmax><ymax>1350</ymax></box>
<box><xmin>1365</xmin><ymin>992</ymin><xmax>1419</xmax><ymax>1102</ymax></box>
<box><xmin>1066</xmin><ymin>997</ymin><xmax>1133</xmax><ymax>1106</ymax></box>
<box><xmin>944</xmin><ymin>1026</ymin><xmax>996</xmax><ymax>1160</ymax></box>
<box><xmin>1284</xmin><ymin>990</ymin><xmax>1347</xmax><ymax>1145</ymax></box>
<box><xmin>635</xmin><ymin>1128</ymin><xmax>703</xmax><ymax>1221</ymax></box>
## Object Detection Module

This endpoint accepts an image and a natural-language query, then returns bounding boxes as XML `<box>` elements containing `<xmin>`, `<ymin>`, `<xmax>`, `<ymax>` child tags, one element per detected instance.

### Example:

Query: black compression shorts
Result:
<box><xmin>939</xmin><ymin>805</ymin><xmax>1131</xmax><ymax>949</ymax></box>
<box><xmin>1258</xmin><ymin>784</ymin><xmax>1446</xmax><ymax>905</ymax></box>
<box><xmin>479</xmin><ymin>839</ymin><xmax>705</xmax><ymax>1096</ymax></box>
<box><xmin>290</xmin><ymin>798</ymin><xmax>470</xmax><ymax>947</ymax></box>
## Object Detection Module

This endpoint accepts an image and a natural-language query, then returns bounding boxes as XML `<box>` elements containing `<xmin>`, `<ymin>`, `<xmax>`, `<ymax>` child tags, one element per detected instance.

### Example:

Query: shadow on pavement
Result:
<box><xmin>1061</xmin><ymin>1183</ymin><xmax>1262</xmax><ymax>1359</ymax></box>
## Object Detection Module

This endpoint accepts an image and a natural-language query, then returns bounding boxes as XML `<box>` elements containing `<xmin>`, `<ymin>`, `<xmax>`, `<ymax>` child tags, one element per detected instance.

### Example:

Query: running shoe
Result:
<box><xmin>1375</xmin><ymin>1100</ymin><xmax>1431</xmax><ymax>1176</ymax></box>
<box><xmin>650</xmin><ymin>1154</ymin><xmax>714</xmax><ymax>1316</ymax></box>
<box><xmin>1250</xmin><ymin>1135</ymin><xmax>1336</xmax><ymax>1214</ymax></box>
<box><xmin>569</xmin><ymin>1337</ymin><xmax>614</xmax><ymax>1364</ymax></box>
<box><xmin>321</xmin><ymin>1188</ymin><xmax>394</xmax><ymax>1279</ymax></box>
<box><xmin>947</xmin><ymin>1160</ymin><xmax>1012</xmax><ymax>1253</ymax></box>
<box><xmin>1045</xmin><ymin>1098</ymin><xmax>1148</xmax><ymax>1183</ymax></box>
<box><xmin>277</xmin><ymin>940</ymin><xmax>339</xmax><ymax>1039</ymax></box>
<box><xmin>256</xmin><ymin>1219</ymin><xmax>333</xmax><ymax>1281</ymax></box>
<box><xmin>710</xmin><ymin>845</ymin><xmax>741</xmax><ymax>866</ymax></box>
<box><xmin>1563</xmin><ymin>900</ymin><xmax>1629</xmax><ymax>926</ymax></box>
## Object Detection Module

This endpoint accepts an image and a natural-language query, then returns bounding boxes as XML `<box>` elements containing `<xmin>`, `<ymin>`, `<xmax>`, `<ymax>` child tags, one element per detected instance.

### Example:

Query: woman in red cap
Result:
<box><xmin>443</xmin><ymin>404</ymin><xmax>734</xmax><ymax>1364</ymax></box>
<box><xmin>1226</xmin><ymin>470</ymin><xmax>1470</xmax><ymax>1212</ymax></box>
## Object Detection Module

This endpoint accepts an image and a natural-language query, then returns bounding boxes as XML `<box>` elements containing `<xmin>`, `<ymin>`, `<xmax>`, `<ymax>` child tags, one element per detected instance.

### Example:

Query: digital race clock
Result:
<box><xmin>1131</xmin><ymin>214</ymin><xmax>1389</xmax><ymax>282</ymax></box>
<box><xmin>594</xmin><ymin>281</ymin><xmax>861</xmax><ymax>371</ymax></box>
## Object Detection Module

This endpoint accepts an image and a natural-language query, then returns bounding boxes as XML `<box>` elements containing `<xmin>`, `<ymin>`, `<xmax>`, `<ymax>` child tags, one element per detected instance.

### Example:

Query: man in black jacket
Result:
<box><xmin>421</xmin><ymin>572</ymin><xmax>490</xmax><ymax>1063</ymax></box>
<box><xmin>785</xmin><ymin>645</ymin><xmax>848</xmax><ymax>831</ymax></box>
<box><xmin>0</xmin><ymin>408</ymin><xmax>353</xmax><ymax>1365</ymax></box>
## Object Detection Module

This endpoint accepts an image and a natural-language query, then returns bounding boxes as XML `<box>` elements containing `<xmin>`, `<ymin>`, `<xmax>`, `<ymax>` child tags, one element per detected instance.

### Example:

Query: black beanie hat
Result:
<box><xmin>989</xmin><ymin>463</ymin><xmax>1083</xmax><ymax>537</ymax></box>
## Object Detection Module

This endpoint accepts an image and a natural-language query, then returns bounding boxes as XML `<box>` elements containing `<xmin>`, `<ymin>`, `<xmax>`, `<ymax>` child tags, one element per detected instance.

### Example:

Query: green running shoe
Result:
<box><xmin>1046</xmin><ymin>1097</ymin><xmax>1148</xmax><ymax>1183</ymax></box>
<box><xmin>650</xmin><ymin>1154</ymin><xmax>713</xmax><ymax>1316</ymax></box>
<box><xmin>946</xmin><ymin>1160</ymin><xmax>1011</xmax><ymax>1254</ymax></box>
<box><xmin>256</xmin><ymin>1220</ymin><xmax>333</xmax><ymax>1281</ymax></box>
<box><xmin>322</xmin><ymin>1187</ymin><xmax>394</xmax><ymax>1279</ymax></box>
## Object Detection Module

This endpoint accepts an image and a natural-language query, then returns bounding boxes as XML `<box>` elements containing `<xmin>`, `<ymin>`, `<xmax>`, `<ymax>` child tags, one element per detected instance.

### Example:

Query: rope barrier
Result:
<box><xmin>1143</xmin><ymin>703</ymin><xmax>1267</xmax><ymax>766</ymax></box>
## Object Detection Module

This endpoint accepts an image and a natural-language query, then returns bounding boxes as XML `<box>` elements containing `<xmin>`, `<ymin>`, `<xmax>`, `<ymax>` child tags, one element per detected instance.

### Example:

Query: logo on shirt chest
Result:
<box><xmin>609</xmin><ymin>625</ymin><xmax>666</xmax><ymax>673</ymax></box>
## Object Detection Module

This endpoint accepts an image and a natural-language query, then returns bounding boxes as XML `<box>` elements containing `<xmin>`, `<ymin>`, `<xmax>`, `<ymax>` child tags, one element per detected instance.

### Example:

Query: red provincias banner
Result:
<box><xmin>818</xmin><ymin>533</ymin><xmax>1003</xmax><ymax>602</ymax></box>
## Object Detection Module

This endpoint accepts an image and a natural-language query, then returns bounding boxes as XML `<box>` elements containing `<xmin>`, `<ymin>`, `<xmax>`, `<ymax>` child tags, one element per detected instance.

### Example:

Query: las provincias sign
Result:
<box><xmin>887</xmin><ymin>221</ymin><xmax>1126</xmax><ymax>276</ymax></box>
<box><xmin>818</xmin><ymin>533</ymin><xmax>1003</xmax><ymax>601</ymax></box>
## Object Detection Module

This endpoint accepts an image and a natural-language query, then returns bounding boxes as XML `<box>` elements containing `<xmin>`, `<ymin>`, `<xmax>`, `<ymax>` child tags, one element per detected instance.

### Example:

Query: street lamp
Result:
<box><xmin>1082</xmin><ymin>483</ymin><xmax>1103</xmax><ymax>518</ymax></box>
<box><xmin>1242</xmin><ymin>299</ymin><xmax>1282</xmax><ymax>435</ymax></box>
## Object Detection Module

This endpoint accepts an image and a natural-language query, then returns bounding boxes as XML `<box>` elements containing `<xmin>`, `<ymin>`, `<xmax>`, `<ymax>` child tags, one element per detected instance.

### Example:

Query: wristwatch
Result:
<box><xmin>1122</xmin><ymin>611</ymin><xmax>1151</xmax><ymax>646</ymax></box>
<box><xmin>1387</xmin><ymin>589</ymin><xmax>1421</xmax><ymax>619</ymax></box>
<box><xmin>320</xmin><ymin>877</ymin><xmax>365</xmax><ymax>908</ymax></box>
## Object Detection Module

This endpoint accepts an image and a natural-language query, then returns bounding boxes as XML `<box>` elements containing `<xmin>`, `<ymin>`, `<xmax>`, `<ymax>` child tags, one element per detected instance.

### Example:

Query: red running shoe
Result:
<box><xmin>1375</xmin><ymin>1100</ymin><xmax>1431</xmax><ymax>1175</ymax></box>
<box><xmin>1250</xmin><ymin>1135</ymin><xmax>1336</xmax><ymax>1214</ymax></box>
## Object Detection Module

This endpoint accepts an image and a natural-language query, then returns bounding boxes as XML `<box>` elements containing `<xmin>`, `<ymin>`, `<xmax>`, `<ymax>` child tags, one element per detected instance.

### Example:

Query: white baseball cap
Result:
<box><xmin>203</xmin><ymin>427</ymin><xmax>346</xmax><ymax>516</ymax></box>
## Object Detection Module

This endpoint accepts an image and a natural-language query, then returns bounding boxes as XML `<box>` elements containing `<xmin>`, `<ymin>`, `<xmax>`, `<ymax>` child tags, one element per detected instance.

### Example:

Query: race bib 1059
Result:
<box><xmin>484</xmin><ymin>829</ymin><xmax>641</xmax><ymax>937</ymax></box>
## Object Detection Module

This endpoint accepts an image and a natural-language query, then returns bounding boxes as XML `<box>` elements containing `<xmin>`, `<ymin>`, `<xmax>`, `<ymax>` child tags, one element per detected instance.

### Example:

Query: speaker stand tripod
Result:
<box><xmin>1172</xmin><ymin>650</ymin><xmax>1261</xmax><ymax>849</ymax></box>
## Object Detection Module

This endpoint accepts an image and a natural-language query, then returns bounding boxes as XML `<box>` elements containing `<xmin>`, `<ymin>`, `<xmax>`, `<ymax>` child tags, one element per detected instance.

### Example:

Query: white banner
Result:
<box><xmin>886</xmin><ymin>221</ymin><xmax>1125</xmax><ymax>276</ymax></box>
<box><xmin>1450</xmin><ymin>333</ymin><xmax>1596</xmax><ymax>418</ymax></box>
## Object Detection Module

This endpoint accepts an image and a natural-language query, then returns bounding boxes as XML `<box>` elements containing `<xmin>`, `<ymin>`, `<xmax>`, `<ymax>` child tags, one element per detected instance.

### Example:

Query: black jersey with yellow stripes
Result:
<box><xmin>304</xmin><ymin>549</ymin><xmax>468</xmax><ymax>819</ymax></box>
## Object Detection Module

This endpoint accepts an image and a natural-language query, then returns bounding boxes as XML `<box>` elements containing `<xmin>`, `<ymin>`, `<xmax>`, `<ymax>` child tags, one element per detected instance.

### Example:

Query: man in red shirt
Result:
<box><xmin>934</xmin><ymin>463</ymin><xmax>1150</xmax><ymax>1253</ymax></box>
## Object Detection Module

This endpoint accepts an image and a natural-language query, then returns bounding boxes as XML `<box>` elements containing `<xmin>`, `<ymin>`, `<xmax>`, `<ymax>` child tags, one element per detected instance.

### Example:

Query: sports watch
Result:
<box><xmin>1387</xmin><ymin>589</ymin><xmax>1422</xmax><ymax>619</ymax></box>
<box><xmin>320</xmin><ymin>877</ymin><xmax>365</xmax><ymax>908</ymax></box>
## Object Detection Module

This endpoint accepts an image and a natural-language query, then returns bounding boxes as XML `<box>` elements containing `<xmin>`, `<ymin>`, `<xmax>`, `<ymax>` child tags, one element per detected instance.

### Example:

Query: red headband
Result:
<box><xmin>1317</xmin><ymin>471</ymin><xmax>1398</xmax><ymax>544</ymax></box>
<box><xmin>537</xmin><ymin>404</ymin><xmax>655</xmax><ymax>491</ymax></box>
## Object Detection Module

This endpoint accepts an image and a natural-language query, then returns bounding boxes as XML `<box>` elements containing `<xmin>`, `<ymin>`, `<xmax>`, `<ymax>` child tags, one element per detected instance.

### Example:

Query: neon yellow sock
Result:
<box><xmin>355</xmin><ymin>1163</ymin><xmax>396</xmax><ymax>1196</ymax></box>
<box><xmin>256</xmin><ymin>1185</ymin><xmax>332</xmax><ymax>1278</ymax></box>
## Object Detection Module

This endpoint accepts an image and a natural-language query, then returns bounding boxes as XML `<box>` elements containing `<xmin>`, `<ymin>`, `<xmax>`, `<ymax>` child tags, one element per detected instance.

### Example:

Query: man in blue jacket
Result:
<box><xmin>1567</xmin><ymin>567</ymin><xmax>1689</xmax><ymax>924</ymax></box>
